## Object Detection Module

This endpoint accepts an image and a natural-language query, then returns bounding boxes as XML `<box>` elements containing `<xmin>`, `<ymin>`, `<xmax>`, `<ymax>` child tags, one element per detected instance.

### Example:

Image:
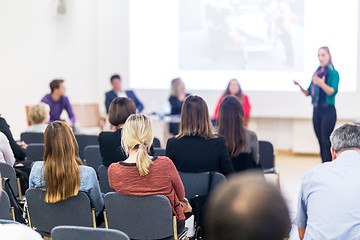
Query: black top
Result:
<box><xmin>169</xmin><ymin>94</ymin><xmax>190</xmax><ymax>115</ymax></box>
<box><xmin>166</xmin><ymin>135</ymin><xmax>234</xmax><ymax>176</ymax></box>
<box><xmin>231</xmin><ymin>153</ymin><xmax>261</xmax><ymax>173</ymax></box>
<box><xmin>0</xmin><ymin>117</ymin><xmax>26</xmax><ymax>161</ymax></box>
<box><xmin>98</xmin><ymin>128</ymin><xmax>155</xmax><ymax>167</ymax></box>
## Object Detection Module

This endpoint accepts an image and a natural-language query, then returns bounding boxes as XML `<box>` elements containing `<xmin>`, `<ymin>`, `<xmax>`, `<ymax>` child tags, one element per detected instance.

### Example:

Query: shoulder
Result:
<box><xmin>41</xmin><ymin>94</ymin><xmax>51</xmax><ymax>102</ymax></box>
<box><xmin>79</xmin><ymin>165</ymin><xmax>96</xmax><ymax>177</ymax></box>
<box><xmin>0</xmin><ymin>131</ymin><xmax>7</xmax><ymax>141</ymax></box>
<box><xmin>31</xmin><ymin>161</ymin><xmax>44</xmax><ymax>173</ymax></box>
<box><xmin>214</xmin><ymin>134</ymin><xmax>225</xmax><ymax>143</ymax></box>
<box><xmin>246</xmin><ymin>129</ymin><xmax>258</xmax><ymax>141</ymax></box>
<box><xmin>106</xmin><ymin>90</ymin><xmax>114</xmax><ymax>96</ymax></box>
<box><xmin>125</xmin><ymin>90</ymin><xmax>135</xmax><ymax>95</ymax></box>
<box><xmin>169</xmin><ymin>95</ymin><xmax>176</xmax><ymax>101</ymax></box>
<box><xmin>301</xmin><ymin>163</ymin><xmax>330</xmax><ymax>186</ymax></box>
<box><xmin>0</xmin><ymin>117</ymin><xmax>6</xmax><ymax>125</ymax></box>
<box><xmin>166</xmin><ymin>136</ymin><xmax>177</xmax><ymax>145</ymax></box>
<box><xmin>154</xmin><ymin>156</ymin><xmax>176</xmax><ymax>169</ymax></box>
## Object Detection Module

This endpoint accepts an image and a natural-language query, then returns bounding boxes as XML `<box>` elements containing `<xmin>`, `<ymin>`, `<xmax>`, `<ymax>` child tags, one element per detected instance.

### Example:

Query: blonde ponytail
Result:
<box><xmin>122</xmin><ymin>114</ymin><xmax>154</xmax><ymax>176</ymax></box>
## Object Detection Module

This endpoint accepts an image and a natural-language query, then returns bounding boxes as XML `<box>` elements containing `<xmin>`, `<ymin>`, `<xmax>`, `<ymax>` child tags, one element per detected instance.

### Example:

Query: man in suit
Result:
<box><xmin>105</xmin><ymin>74</ymin><xmax>144</xmax><ymax>113</ymax></box>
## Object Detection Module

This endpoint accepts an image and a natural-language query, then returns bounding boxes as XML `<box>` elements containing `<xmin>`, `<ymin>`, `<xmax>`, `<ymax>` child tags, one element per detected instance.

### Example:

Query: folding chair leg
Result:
<box><xmin>26</xmin><ymin>206</ymin><xmax>32</xmax><ymax>228</ymax></box>
<box><xmin>10</xmin><ymin>207</ymin><xmax>15</xmax><ymax>221</ymax></box>
<box><xmin>173</xmin><ymin>216</ymin><xmax>178</xmax><ymax>240</ymax></box>
<box><xmin>17</xmin><ymin>178</ymin><xmax>24</xmax><ymax>202</ymax></box>
<box><xmin>104</xmin><ymin>211</ymin><xmax>109</xmax><ymax>229</ymax></box>
<box><xmin>92</xmin><ymin>208</ymin><xmax>96</xmax><ymax>228</ymax></box>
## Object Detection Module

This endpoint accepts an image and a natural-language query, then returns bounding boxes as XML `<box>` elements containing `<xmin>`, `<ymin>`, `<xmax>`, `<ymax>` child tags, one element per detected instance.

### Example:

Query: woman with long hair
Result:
<box><xmin>294</xmin><ymin>46</ymin><xmax>339</xmax><ymax>163</ymax></box>
<box><xmin>29</xmin><ymin>121</ymin><xmax>103</xmax><ymax>212</ymax></box>
<box><xmin>108</xmin><ymin>114</ymin><xmax>188</xmax><ymax>232</ymax></box>
<box><xmin>217</xmin><ymin>96</ymin><xmax>260</xmax><ymax>172</ymax></box>
<box><xmin>166</xmin><ymin>95</ymin><xmax>234</xmax><ymax>176</ymax></box>
<box><xmin>213</xmin><ymin>79</ymin><xmax>251</xmax><ymax>126</ymax></box>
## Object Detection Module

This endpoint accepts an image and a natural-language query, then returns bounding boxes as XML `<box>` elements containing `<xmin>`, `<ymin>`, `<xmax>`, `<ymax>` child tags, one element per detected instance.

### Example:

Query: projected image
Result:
<box><xmin>179</xmin><ymin>0</ymin><xmax>304</xmax><ymax>71</ymax></box>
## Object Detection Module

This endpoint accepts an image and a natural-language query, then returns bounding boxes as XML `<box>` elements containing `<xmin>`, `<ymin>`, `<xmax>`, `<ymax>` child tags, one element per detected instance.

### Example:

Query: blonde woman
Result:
<box><xmin>29</xmin><ymin>121</ymin><xmax>104</xmax><ymax>214</ymax></box>
<box><xmin>26</xmin><ymin>103</ymin><xmax>50</xmax><ymax>133</ymax></box>
<box><xmin>108</xmin><ymin>114</ymin><xmax>187</xmax><ymax>232</ymax></box>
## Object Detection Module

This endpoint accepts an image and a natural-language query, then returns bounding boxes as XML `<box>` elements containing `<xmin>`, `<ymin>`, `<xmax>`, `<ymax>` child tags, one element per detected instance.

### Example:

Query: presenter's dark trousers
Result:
<box><xmin>312</xmin><ymin>104</ymin><xmax>336</xmax><ymax>163</ymax></box>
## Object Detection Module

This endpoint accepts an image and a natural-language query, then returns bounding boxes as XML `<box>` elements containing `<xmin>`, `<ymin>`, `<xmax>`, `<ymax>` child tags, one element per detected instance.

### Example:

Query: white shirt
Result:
<box><xmin>0</xmin><ymin>132</ymin><xmax>15</xmax><ymax>165</ymax></box>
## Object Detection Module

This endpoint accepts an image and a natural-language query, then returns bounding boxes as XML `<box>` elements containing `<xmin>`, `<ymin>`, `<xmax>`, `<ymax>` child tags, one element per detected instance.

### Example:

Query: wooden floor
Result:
<box><xmin>275</xmin><ymin>152</ymin><xmax>322</xmax><ymax>239</ymax></box>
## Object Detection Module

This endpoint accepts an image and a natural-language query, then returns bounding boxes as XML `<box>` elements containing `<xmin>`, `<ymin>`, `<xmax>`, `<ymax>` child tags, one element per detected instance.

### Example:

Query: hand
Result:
<box><xmin>293</xmin><ymin>80</ymin><xmax>300</xmax><ymax>86</ymax></box>
<box><xmin>17</xmin><ymin>141</ymin><xmax>28</xmax><ymax>149</ymax></box>
<box><xmin>312</xmin><ymin>75</ymin><xmax>325</xmax><ymax>87</ymax></box>
<box><xmin>66</xmin><ymin>120</ymin><xmax>74</xmax><ymax>128</ymax></box>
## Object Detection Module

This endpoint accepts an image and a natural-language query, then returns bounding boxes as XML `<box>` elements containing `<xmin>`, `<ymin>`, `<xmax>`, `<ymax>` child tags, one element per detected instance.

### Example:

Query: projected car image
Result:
<box><xmin>179</xmin><ymin>0</ymin><xmax>304</xmax><ymax>71</ymax></box>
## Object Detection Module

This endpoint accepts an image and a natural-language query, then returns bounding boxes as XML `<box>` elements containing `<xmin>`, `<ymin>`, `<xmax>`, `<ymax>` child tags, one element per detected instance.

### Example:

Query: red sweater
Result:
<box><xmin>213</xmin><ymin>94</ymin><xmax>251</xmax><ymax>120</ymax></box>
<box><xmin>108</xmin><ymin>156</ymin><xmax>185</xmax><ymax>221</ymax></box>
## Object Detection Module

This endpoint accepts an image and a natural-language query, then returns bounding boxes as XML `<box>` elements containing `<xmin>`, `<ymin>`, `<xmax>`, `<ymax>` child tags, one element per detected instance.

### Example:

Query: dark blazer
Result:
<box><xmin>168</xmin><ymin>94</ymin><xmax>190</xmax><ymax>115</ymax></box>
<box><xmin>98</xmin><ymin>128</ymin><xmax>154</xmax><ymax>167</ymax></box>
<box><xmin>231</xmin><ymin>153</ymin><xmax>261</xmax><ymax>173</ymax></box>
<box><xmin>0</xmin><ymin>117</ymin><xmax>26</xmax><ymax>161</ymax></box>
<box><xmin>105</xmin><ymin>90</ymin><xmax>144</xmax><ymax>113</ymax></box>
<box><xmin>166</xmin><ymin>135</ymin><xmax>234</xmax><ymax>176</ymax></box>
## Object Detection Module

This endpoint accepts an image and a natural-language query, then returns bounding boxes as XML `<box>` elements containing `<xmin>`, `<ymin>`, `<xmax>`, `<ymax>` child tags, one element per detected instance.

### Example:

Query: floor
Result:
<box><xmin>275</xmin><ymin>152</ymin><xmax>321</xmax><ymax>239</ymax></box>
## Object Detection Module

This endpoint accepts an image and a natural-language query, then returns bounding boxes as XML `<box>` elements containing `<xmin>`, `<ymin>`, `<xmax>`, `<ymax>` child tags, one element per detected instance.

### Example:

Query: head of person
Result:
<box><xmin>206</xmin><ymin>172</ymin><xmax>291</xmax><ymax>240</ymax></box>
<box><xmin>177</xmin><ymin>95</ymin><xmax>216</xmax><ymax>140</ymax></box>
<box><xmin>225</xmin><ymin>79</ymin><xmax>243</xmax><ymax>99</ymax></box>
<box><xmin>110</xmin><ymin>74</ymin><xmax>122</xmax><ymax>92</ymax></box>
<box><xmin>217</xmin><ymin>96</ymin><xmax>246</xmax><ymax>157</ymax></box>
<box><xmin>50</xmin><ymin>79</ymin><xmax>66</xmax><ymax>96</ymax></box>
<box><xmin>29</xmin><ymin>103</ymin><xmax>50</xmax><ymax>125</ymax></box>
<box><xmin>330</xmin><ymin>124</ymin><xmax>360</xmax><ymax>160</ymax></box>
<box><xmin>318</xmin><ymin>46</ymin><xmax>332</xmax><ymax>67</ymax></box>
<box><xmin>121</xmin><ymin>114</ymin><xmax>154</xmax><ymax>176</ymax></box>
<box><xmin>171</xmin><ymin>77</ymin><xmax>185</xmax><ymax>98</ymax></box>
<box><xmin>108</xmin><ymin>97</ymin><xmax>136</xmax><ymax>128</ymax></box>
<box><xmin>43</xmin><ymin>121</ymin><xmax>83</xmax><ymax>203</ymax></box>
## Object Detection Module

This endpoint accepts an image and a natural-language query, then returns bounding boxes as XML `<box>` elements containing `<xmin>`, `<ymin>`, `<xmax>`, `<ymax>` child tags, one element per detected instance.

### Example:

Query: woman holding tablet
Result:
<box><xmin>294</xmin><ymin>46</ymin><xmax>339</xmax><ymax>163</ymax></box>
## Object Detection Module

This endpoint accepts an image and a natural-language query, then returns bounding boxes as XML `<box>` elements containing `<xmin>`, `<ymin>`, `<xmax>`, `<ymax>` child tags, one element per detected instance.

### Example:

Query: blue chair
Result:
<box><xmin>26</xmin><ymin>143</ymin><xmax>45</xmax><ymax>161</ymax></box>
<box><xmin>98</xmin><ymin>165</ymin><xmax>114</xmax><ymax>194</ymax></box>
<box><xmin>153</xmin><ymin>148</ymin><xmax>166</xmax><ymax>157</ymax></box>
<box><xmin>259</xmin><ymin>140</ymin><xmax>280</xmax><ymax>186</ymax></box>
<box><xmin>0</xmin><ymin>190</ymin><xmax>14</xmax><ymax>221</ymax></box>
<box><xmin>51</xmin><ymin>226</ymin><xmax>129</xmax><ymax>240</ymax></box>
<box><xmin>75</xmin><ymin>134</ymin><xmax>99</xmax><ymax>161</ymax></box>
<box><xmin>20</xmin><ymin>132</ymin><xmax>44</xmax><ymax>144</ymax></box>
<box><xmin>0</xmin><ymin>163</ymin><xmax>22</xmax><ymax>200</ymax></box>
<box><xmin>84</xmin><ymin>145</ymin><xmax>102</xmax><ymax>173</ymax></box>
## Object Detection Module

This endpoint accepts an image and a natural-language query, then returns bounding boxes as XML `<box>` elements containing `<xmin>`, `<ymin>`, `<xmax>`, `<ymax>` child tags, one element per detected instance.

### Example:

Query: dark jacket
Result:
<box><xmin>166</xmin><ymin>135</ymin><xmax>234</xmax><ymax>176</ymax></box>
<box><xmin>0</xmin><ymin>117</ymin><xmax>26</xmax><ymax>161</ymax></box>
<box><xmin>105</xmin><ymin>90</ymin><xmax>144</xmax><ymax>113</ymax></box>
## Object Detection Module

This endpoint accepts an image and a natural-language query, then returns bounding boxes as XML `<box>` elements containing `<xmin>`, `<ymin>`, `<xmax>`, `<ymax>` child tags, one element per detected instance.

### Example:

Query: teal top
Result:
<box><xmin>307</xmin><ymin>65</ymin><xmax>339</xmax><ymax>105</ymax></box>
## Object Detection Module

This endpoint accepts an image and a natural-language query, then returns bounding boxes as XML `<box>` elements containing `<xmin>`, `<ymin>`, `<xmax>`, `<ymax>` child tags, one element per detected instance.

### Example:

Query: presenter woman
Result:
<box><xmin>294</xmin><ymin>47</ymin><xmax>339</xmax><ymax>163</ymax></box>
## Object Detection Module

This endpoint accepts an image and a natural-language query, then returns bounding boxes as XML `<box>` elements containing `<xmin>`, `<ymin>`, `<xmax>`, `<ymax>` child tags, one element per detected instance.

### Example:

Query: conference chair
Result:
<box><xmin>153</xmin><ymin>148</ymin><xmax>166</xmax><ymax>157</ymax></box>
<box><xmin>0</xmin><ymin>190</ymin><xmax>15</xmax><ymax>221</ymax></box>
<box><xmin>259</xmin><ymin>140</ymin><xmax>280</xmax><ymax>187</ymax></box>
<box><xmin>152</xmin><ymin>137</ymin><xmax>161</xmax><ymax>148</ymax></box>
<box><xmin>25</xmin><ymin>188</ymin><xmax>96</xmax><ymax>237</ymax></box>
<box><xmin>26</xmin><ymin>143</ymin><xmax>45</xmax><ymax>161</ymax></box>
<box><xmin>20</xmin><ymin>132</ymin><xmax>44</xmax><ymax>144</ymax></box>
<box><xmin>51</xmin><ymin>226</ymin><xmax>130</xmax><ymax>240</ymax></box>
<box><xmin>84</xmin><ymin>145</ymin><xmax>102</xmax><ymax>173</ymax></box>
<box><xmin>0</xmin><ymin>163</ymin><xmax>23</xmax><ymax>201</ymax></box>
<box><xmin>104</xmin><ymin>193</ymin><xmax>188</xmax><ymax>240</ymax></box>
<box><xmin>98</xmin><ymin>165</ymin><xmax>113</xmax><ymax>194</ymax></box>
<box><xmin>75</xmin><ymin>134</ymin><xmax>99</xmax><ymax>161</ymax></box>
<box><xmin>72</xmin><ymin>103</ymin><xmax>106</xmax><ymax>132</ymax></box>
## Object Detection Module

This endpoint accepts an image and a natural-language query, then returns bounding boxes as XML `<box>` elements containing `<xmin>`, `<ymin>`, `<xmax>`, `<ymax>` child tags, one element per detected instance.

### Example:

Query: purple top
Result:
<box><xmin>41</xmin><ymin>94</ymin><xmax>75</xmax><ymax>123</ymax></box>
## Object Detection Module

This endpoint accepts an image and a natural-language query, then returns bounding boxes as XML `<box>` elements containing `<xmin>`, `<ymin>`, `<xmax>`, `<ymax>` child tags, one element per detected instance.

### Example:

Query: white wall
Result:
<box><xmin>0</xmin><ymin>0</ymin><xmax>359</xmax><ymax>153</ymax></box>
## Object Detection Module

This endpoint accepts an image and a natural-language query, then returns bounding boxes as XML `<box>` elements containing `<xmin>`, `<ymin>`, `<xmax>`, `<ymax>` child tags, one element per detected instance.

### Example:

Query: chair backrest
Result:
<box><xmin>84</xmin><ymin>145</ymin><xmax>102</xmax><ymax>172</ymax></box>
<box><xmin>152</xmin><ymin>137</ymin><xmax>161</xmax><ymax>148</ymax></box>
<box><xmin>51</xmin><ymin>226</ymin><xmax>130</xmax><ymax>240</ymax></box>
<box><xmin>98</xmin><ymin>165</ymin><xmax>114</xmax><ymax>194</ymax></box>
<box><xmin>0</xmin><ymin>163</ymin><xmax>19</xmax><ymax>197</ymax></box>
<box><xmin>259</xmin><ymin>140</ymin><xmax>275</xmax><ymax>170</ymax></box>
<box><xmin>20</xmin><ymin>132</ymin><xmax>44</xmax><ymax>144</ymax></box>
<box><xmin>26</xmin><ymin>189</ymin><xmax>94</xmax><ymax>235</ymax></box>
<box><xmin>75</xmin><ymin>134</ymin><xmax>99</xmax><ymax>160</ymax></box>
<box><xmin>0</xmin><ymin>219</ymin><xmax>20</xmax><ymax>224</ymax></box>
<box><xmin>25</xmin><ymin>105</ymin><xmax>34</xmax><ymax>126</ymax></box>
<box><xmin>179</xmin><ymin>171</ymin><xmax>226</xmax><ymax>199</ymax></box>
<box><xmin>72</xmin><ymin>104</ymin><xmax>101</xmax><ymax>128</ymax></box>
<box><xmin>26</xmin><ymin>143</ymin><xmax>45</xmax><ymax>161</ymax></box>
<box><xmin>153</xmin><ymin>148</ymin><xmax>166</xmax><ymax>157</ymax></box>
<box><xmin>0</xmin><ymin>190</ymin><xmax>12</xmax><ymax>220</ymax></box>
<box><xmin>104</xmin><ymin>193</ymin><xmax>174</xmax><ymax>239</ymax></box>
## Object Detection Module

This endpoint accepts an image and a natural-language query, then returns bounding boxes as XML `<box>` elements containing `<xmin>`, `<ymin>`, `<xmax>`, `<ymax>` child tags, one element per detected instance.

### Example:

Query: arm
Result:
<box><xmin>250</xmin><ymin>133</ymin><xmax>260</xmax><ymax>165</ymax></box>
<box><xmin>128</xmin><ymin>91</ymin><xmax>144</xmax><ymax>113</ymax></box>
<box><xmin>105</xmin><ymin>92</ymin><xmax>112</xmax><ymax>113</ymax></box>
<box><xmin>242</xmin><ymin>95</ymin><xmax>251</xmax><ymax>125</ymax></box>
<box><xmin>294</xmin><ymin>180</ymin><xmax>308</xmax><ymax>239</ymax></box>
<box><xmin>0</xmin><ymin>133</ymin><xmax>15</xmax><ymax>166</ymax></box>
<box><xmin>218</xmin><ymin>136</ymin><xmax>234</xmax><ymax>176</ymax></box>
<box><xmin>86</xmin><ymin>167</ymin><xmax>105</xmax><ymax>212</ymax></box>
<box><xmin>64</xmin><ymin>97</ymin><xmax>76</xmax><ymax>123</ymax></box>
<box><xmin>168</xmin><ymin>159</ymin><xmax>185</xmax><ymax>201</ymax></box>
<box><xmin>0</xmin><ymin>118</ymin><xmax>26</xmax><ymax>160</ymax></box>
<box><xmin>294</xmin><ymin>81</ymin><xmax>309</xmax><ymax>96</ymax></box>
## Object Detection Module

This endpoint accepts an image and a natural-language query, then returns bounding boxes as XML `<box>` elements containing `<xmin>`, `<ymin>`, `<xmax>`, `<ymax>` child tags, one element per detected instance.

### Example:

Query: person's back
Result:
<box><xmin>295</xmin><ymin>124</ymin><xmax>360</xmax><ymax>239</ymax></box>
<box><xmin>0</xmin><ymin>131</ymin><xmax>15</xmax><ymax>165</ymax></box>
<box><xmin>206</xmin><ymin>172</ymin><xmax>291</xmax><ymax>240</ymax></box>
<box><xmin>165</xmin><ymin>95</ymin><xmax>233</xmax><ymax>176</ymax></box>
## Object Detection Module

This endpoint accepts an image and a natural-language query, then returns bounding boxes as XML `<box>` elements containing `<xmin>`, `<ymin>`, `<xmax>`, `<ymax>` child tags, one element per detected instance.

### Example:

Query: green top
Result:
<box><xmin>307</xmin><ymin>66</ymin><xmax>339</xmax><ymax>105</ymax></box>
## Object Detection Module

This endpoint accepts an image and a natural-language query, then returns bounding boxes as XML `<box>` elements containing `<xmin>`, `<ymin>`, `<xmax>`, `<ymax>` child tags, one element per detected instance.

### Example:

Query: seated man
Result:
<box><xmin>105</xmin><ymin>74</ymin><xmax>144</xmax><ymax>113</ymax></box>
<box><xmin>41</xmin><ymin>79</ymin><xmax>77</xmax><ymax>130</ymax></box>
<box><xmin>206</xmin><ymin>172</ymin><xmax>291</xmax><ymax>240</ymax></box>
<box><xmin>295</xmin><ymin>123</ymin><xmax>360</xmax><ymax>239</ymax></box>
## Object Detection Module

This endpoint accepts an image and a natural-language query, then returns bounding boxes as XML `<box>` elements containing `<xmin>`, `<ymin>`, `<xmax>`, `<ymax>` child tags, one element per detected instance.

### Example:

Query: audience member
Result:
<box><xmin>41</xmin><ymin>79</ymin><xmax>79</xmax><ymax>132</ymax></box>
<box><xmin>29</xmin><ymin>121</ymin><xmax>104</xmax><ymax>217</ymax></box>
<box><xmin>295</xmin><ymin>123</ymin><xmax>360</xmax><ymax>239</ymax></box>
<box><xmin>105</xmin><ymin>74</ymin><xmax>144</xmax><ymax>113</ymax></box>
<box><xmin>166</xmin><ymin>95</ymin><xmax>234</xmax><ymax>176</ymax></box>
<box><xmin>206</xmin><ymin>172</ymin><xmax>291</xmax><ymax>240</ymax></box>
<box><xmin>168</xmin><ymin>78</ymin><xmax>190</xmax><ymax>135</ymax></box>
<box><xmin>25</xmin><ymin>103</ymin><xmax>50</xmax><ymax>133</ymax></box>
<box><xmin>213</xmin><ymin>79</ymin><xmax>251</xmax><ymax>126</ymax></box>
<box><xmin>98</xmin><ymin>97</ymin><xmax>137</xmax><ymax>167</ymax></box>
<box><xmin>108</xmin><ymin>114</ymin><xmax>187</xmax><ymax>232</ymax></box>
<box><xmin>217</xmin><ymin>96</ymin><xmax>260</xmax><ymax>172</ymax></box>
<box><xmin>0</xmin><ymin>116</ymin><xmax>26</xmax><ymax>161</ymax></box>
<box><xmin>0</xmin><ymin>132</ymin><xmax>15</xmax><ymax>166</ymax></box>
